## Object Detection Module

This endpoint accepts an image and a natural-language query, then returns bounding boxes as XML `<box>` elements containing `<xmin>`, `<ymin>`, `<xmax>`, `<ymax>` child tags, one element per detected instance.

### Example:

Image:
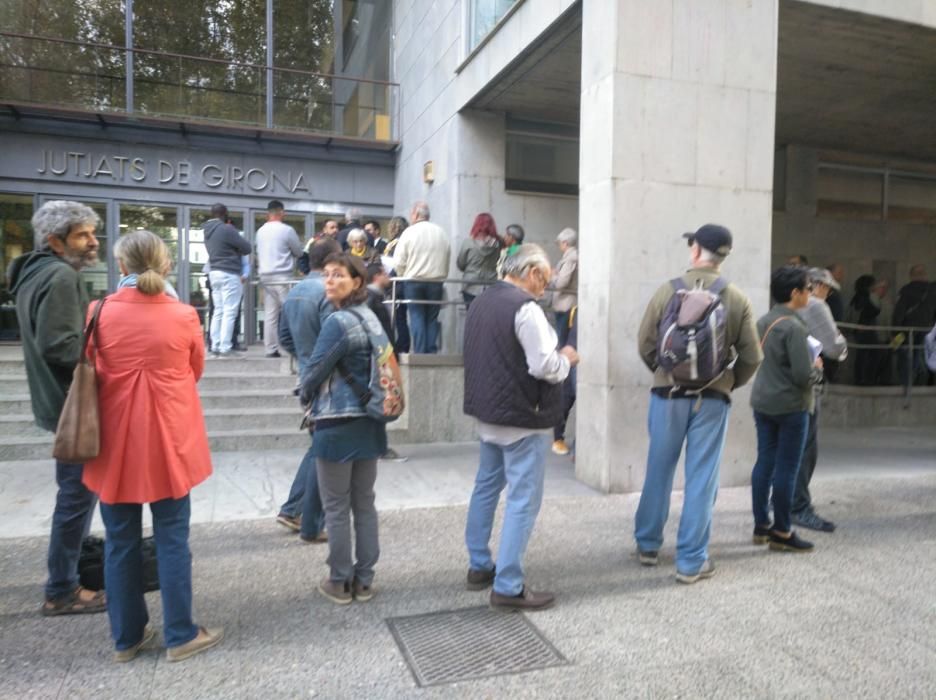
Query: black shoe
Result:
<box><xmin>466</xmin><ymin>567</ymin><xmax>495</xmax><ymax>591</ymax></box>
<box><xmin>753</xmin><ymin>523</ymin><xmax>772</xmax><ymax>545</ymax></box>
<box><xmin>768</xmin><ymin>530</ymin><xmax>814</xmax><ymax>553</ymax></box>
<box><xmin>265</xmin><ymin>350</ymin><xmax>282</xmax><ymax>358</ymax></box>
<box><xmin>490</xmin><ymin>586</ymin><xmax>555</xmax><ymax>611</ymax></box>
<box><xmin>792</xmin><ymin>509</ymin><xmax>836</xmax><ymax>533</ymax></box>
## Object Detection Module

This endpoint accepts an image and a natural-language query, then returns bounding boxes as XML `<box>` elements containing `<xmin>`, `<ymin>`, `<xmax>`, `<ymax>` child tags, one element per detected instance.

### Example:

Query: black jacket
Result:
<box><xmin>463</xmin><ymin>282</ymin><xmax>563</xmax><ymax>429</ymax></box>
<box><xmin>204</xmin><ymin>219</ymin><xmax>251</xmax><ymax>274</ymax></box>
<box><xmin>893</xmin><ymin>280</ymin><xmax>936</xmax><ymax>328</ymax></box>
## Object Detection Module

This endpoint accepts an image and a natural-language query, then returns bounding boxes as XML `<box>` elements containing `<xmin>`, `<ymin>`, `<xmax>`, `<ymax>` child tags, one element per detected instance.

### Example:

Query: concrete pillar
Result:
<box><xmin>576</xmin><ymin>0</ymin><xmax>779</xmax><ymax>492</ymax></box>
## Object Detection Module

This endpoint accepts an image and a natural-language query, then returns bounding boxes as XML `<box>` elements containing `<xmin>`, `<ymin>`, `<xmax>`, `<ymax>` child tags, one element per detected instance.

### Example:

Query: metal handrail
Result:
<box><xmin>0</xmin><ymin>31</ymin><xmax>400</xmax><ymax>87</ymax></box>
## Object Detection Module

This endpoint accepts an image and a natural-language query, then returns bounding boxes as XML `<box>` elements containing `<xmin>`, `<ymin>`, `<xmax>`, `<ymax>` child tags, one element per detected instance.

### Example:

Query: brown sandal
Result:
<box><xmin>41</xmin><ymin>586</ymin><xmax>107</xmax><ymax>617</ymax></box>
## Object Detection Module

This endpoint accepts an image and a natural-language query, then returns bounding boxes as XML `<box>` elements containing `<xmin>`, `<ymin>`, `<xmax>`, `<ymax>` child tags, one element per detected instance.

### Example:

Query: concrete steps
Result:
<box><xmin>0</xmin><ymin>346</ymin><xmax>312</xmax><ymax>460</ymax></box>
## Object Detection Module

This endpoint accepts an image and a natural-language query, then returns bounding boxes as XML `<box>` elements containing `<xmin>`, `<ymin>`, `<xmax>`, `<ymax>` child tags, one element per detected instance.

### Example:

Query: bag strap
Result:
<box><xmin>669</xmin><ymin>277</ymin><xmax>687</xmax><ymax>292</ymax></box>
<box><xmin>708</xmin><ymin>277</ymin><xmax>729</xmax><ymax>295</ymax></box>
<box><xmin>760</xmin><ymin>315</ymin><xmax>793</xmax><ymax>349</ymax></box>
<box><xmin>336</xmin><ymin>308</ymin><xmax>373</xmax><ymax>406</ymax></box>
<box><xmin>81</xmin><ymin>297</ymin><xmax>107</xmax><ymax>362</ymax></box>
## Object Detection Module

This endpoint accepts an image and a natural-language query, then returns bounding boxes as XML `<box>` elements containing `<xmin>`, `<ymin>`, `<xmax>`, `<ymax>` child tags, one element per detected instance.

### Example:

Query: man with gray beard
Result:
<box><xmin>9</xmin><ymin>200</ymin><xmax>107</xmax><ymax>616</ymax></box>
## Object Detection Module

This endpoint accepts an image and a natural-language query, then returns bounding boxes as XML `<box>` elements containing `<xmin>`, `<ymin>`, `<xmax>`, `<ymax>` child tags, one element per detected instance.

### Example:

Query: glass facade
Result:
<box><xmin>0</xmin><ymin>0</ymin><xmax>394</xmax><ymax>140</ymax></box>
<box><xmin>468</xmin><ymin>0</ymin><xmax>520</xmax><ymax>51</ymax></box>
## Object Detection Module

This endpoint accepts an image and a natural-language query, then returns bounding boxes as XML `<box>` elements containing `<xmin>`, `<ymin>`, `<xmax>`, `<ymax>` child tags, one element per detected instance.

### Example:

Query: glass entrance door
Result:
<box><xmin>187</xmin><ymin>207</ymin><xmax>247</xmax><ymax>344</ymax></box>
<box><xmin>118</xmin><ymin>203</ymin><xmax>181</xmax><ymax>289</ymax></box>
<box><xmin>0</xmin><ymin>193</ymin><xmax>35</xmax><ymax>341</ymax></box>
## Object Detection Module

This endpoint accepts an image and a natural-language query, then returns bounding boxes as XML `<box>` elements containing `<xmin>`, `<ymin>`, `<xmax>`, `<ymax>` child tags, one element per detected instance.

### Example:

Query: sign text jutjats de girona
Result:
<box><xmin>37</xmin><ymin>150</ymin><xmax>311</xmax><ymax>194</ymax></box>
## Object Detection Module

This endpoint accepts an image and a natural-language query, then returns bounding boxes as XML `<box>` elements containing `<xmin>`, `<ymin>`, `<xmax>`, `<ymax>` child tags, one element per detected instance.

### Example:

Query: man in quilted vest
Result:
<box><xmin>634</xmin><ymin>224</ymin><xmax>762</xmax><ymax>584</ymax></box>
<box><xmin>462</xmin><ymin>244</ymin><xmax>579</xmax><ymax>611</ymax></box>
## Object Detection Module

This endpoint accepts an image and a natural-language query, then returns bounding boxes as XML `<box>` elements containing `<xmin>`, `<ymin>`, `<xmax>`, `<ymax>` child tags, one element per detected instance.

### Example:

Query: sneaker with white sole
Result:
<box><xmin>792</xmin><ymin>509</ymin><xmax>836</xmax><ymax>533</ymax></box>
<box><xmin>638</xmin><ymin>549</ymin><xmax>659</xmax><ymax>567</ymax></box>
<box><xmin>675</xmin><ymin>559</ymin><xmax>716</xmax><ymax>584</ymax></box>
<box><xmin>551</xmin><ymin>440</ymin><xmax>570</xmax><ymax>456</ymax></box>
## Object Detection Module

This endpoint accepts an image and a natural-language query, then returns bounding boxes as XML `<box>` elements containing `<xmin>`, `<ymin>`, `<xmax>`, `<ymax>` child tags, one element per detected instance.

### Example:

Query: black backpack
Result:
<box><xmin>79</xmin><ymin>536</ymin><xmax>160</xmax><ymax>592</ymax></box>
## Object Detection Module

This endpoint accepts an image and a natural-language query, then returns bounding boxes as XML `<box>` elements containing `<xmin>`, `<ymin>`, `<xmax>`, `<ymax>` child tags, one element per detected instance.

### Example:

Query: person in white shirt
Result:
<box><xmin>392</xmin><ymin>201</ymin><xmax>451</xmax><ymax>353</ymax></box>
<box><xmin>255</xmin><ymin>199</ymin><xmax>302</xmax><ymax>358</ymax></box>
<box><xmin>462</xmin><ymin>244</ymin><xmax>579</xmax><ymax>611</ymax></box>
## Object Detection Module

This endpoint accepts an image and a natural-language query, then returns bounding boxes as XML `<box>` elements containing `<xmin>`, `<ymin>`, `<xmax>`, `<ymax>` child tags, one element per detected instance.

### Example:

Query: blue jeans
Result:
<box><xmin>100</xmin><ymin>496</ymin><xmax>199</xmax><ymax>650</ymax></box>
<box><xmin>752</xmin><ymin>410</ymin><xmax>809</xmax><ymax>534</ymax></box>
<box><xmin>290</xmin><ymin>438</ymin><xmax>326</xmax><ymax>539</ymax></box>
<box><xmin>465</xmin><ymin>434</ymin><xmax>547</xmax><ymax>596</ymax></box>
<box><xmin>209</xmin><ymin>269</ymin><xmax>244</xmax><ymax>353</ymax></box>
<box><xmin>46</xmin><ymin>461</ymin><xmax>97</xmax><ymax>600</ymax></box>
<box><xmin>634</xmin><ymin>394</ymin><xmax>730</xmax><ymax>575</ymax></box>
<box><xmin>554</xmin><ymin>311</ymin><xmax>571</xmax><ymax>348</ymax></box>
<box><xmin>406</xmin><ymin>281</ymin><xmax>443</xmax><ymax>353</ymax></box>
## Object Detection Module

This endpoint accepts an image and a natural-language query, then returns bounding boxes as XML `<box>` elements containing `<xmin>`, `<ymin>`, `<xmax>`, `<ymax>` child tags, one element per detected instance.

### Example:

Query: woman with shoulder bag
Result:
<box><xmin>750</xmin><ymin>266</ymin><xmax>824</xmax><ymax>554</ymax></box>
<box><xmin>301</xmin><ymin>252</ymin><xmax>388</xmax><ymax>605</ymax></box>
<box><xmin>81</xmin><ymin>230</ymin><xmax>222</xmax><ymax>663</ymax></box>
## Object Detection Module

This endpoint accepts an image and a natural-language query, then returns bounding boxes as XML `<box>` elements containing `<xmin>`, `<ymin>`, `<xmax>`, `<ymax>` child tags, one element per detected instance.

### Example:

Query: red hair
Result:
<box><xmin>469</xmin><ymin>212</ymin><xmax>500</xmax><ymax>244</ymax></box>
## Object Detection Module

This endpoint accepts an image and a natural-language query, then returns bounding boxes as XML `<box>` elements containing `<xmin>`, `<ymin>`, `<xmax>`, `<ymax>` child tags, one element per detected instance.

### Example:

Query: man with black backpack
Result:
<box><xmin>634</xmin><ymin>224</ymin><xmax>763</xmax><ymax>584</ymax></box>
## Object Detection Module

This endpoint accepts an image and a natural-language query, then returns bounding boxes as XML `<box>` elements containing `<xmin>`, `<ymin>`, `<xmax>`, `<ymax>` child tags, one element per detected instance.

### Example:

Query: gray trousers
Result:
<box><xmin>260</xmin><ymin>273</ymin><xmax>291</xmax><ymax>353</ymax></box>
<box><xmin>317</xmin><ymin>458</ymin><xmax>379</xmax><ymax>586</ymax></box>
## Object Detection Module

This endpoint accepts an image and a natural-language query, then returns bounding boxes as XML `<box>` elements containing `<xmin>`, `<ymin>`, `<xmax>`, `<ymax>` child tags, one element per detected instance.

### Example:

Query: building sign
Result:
<box><xmin>35</xmin><ymin>150</ymin><xmax>310</xmax><ymax>194</ymax></box>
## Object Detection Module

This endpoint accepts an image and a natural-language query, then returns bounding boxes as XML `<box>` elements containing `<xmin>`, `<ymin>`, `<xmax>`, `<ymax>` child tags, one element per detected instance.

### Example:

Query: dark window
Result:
<box><xmin>505</xmin><ymin>117</ymin><xmax>579</xmax><ymax>196</ymax></box>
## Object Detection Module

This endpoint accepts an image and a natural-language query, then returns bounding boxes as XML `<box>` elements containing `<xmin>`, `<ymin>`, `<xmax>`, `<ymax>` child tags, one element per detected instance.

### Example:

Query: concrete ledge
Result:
<box><xmin>821</xmin><ymin>384</ymin><xmax>936</xmax><ymax>429</ymax></box>
<box><xmin>398</xmin><ymin>353</ymin><xmax>465</xmax><ymax>367</ymax></box>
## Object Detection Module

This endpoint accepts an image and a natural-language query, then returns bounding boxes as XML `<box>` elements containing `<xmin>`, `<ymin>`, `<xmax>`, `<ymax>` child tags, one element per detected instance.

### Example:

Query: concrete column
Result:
<box><xmin>576</xmin><ymin>0</ymin><xmax>779</xmax><ymax>492</ymax></box>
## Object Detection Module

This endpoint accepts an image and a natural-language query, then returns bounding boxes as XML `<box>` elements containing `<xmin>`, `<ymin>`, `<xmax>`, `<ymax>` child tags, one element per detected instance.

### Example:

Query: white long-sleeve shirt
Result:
<box><xmin>477</xmin><ymin>301</ymin><xmax>571</xmax><ymax>445</ymax></box>
<box><xmin>392</xmin><ymin>220</ymin><xmax>451</xmax><ymax>281</ymax></box>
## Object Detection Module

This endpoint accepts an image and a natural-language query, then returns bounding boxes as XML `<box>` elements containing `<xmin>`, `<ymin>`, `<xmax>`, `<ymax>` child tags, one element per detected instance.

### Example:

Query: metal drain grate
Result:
<box><xmin>386</xmin><ymin>606</ymin><xmax>568</xmax><ymax>687</ymax></box>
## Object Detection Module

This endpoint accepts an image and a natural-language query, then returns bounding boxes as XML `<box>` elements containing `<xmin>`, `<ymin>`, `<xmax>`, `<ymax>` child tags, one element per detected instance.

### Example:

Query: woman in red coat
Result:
<box><xmin>82</xmin><ymin>230</ymin><xmax>222</xmax><ymax>663</ymax></box>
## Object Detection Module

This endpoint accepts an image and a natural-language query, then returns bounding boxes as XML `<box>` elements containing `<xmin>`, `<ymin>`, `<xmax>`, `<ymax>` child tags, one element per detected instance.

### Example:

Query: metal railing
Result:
<box><xmin>836</xmin><ymin>321</ymin><xmax>935</xmax><ymax>407</ymax></box>
<box><xmin>0</xmin><ymin>31</ymin><xmax>399</xmax><ymax>142</ymax></box>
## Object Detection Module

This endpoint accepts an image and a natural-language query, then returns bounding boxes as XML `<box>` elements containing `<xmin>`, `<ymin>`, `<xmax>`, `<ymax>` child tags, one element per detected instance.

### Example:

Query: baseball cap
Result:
<box><xmin>807</xmin><ymin>267</ymin><xmax>840</xmax><ymax>291</ymax></box>
<box><xmin>682</xmin><ymin>224</ymin><xmax>733</xmax><ymax>256</ymax></box>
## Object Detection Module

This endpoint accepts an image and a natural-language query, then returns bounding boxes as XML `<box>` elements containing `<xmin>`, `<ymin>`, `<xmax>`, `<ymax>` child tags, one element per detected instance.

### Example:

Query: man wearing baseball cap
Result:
<box><xmin>791</xmin><ymin>268</ymin><xmax>848</xmax><ymax>532</ymax></box>
<box><xmin>634</xmin><ymin>224</ymin><xmax>763</xmax><ymax>583</ymax></box>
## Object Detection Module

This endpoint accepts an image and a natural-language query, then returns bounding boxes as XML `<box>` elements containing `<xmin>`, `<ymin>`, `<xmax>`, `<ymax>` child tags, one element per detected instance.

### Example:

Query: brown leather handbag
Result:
<box><xmin>53</xmin><ymin>298</ymin><xmax>106</xmax><ymax>463</ymax></box>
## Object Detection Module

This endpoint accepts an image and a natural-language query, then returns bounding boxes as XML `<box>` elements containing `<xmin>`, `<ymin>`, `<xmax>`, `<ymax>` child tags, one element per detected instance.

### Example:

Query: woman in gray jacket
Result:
<box><xmin>751</xmin><ymin>266</ymin><xmax>824</xmax><ymax>553</ymax></box>
<box><xmin>550</xmin><ymin>228</ymin><xmax>578</xmax><ymax>346</ymax></box>
<box><xmin>456</xmin><ymin>212</ymin><xmax>502</xmax><ymax>308</ymax></box>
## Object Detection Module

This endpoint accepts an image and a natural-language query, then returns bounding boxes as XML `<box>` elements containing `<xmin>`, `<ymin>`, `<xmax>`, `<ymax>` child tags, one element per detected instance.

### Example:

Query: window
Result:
<box><xmin>468</xmin><ymin>0</ymin><xmax>521</xmax><ymax>51</ymax></box>
<box><xmin>505</xmin><ymin>117</ymin><xmax>579</xmax><ymax>196</ymax></box>
<box><xmin>888</xmin><ymin>175</ymin><xmax>936</xmax><ymax>225</ymax></box>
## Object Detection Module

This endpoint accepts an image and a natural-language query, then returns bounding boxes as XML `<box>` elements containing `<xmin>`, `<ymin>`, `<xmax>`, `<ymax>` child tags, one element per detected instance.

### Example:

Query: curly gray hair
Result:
<box><xmin>32</xmin><ymin>200</ymin><xmax>101</xmax><ymax>251</ymax></box>
<box><xmin>501</xmin><ymin>243</ymin><xmax>551</xmax><ymax>280</ymax></box>
<box><xmin>346</xmin><ymin>228</ymin><xmax>368</xmax><ymax>245</ymax></box>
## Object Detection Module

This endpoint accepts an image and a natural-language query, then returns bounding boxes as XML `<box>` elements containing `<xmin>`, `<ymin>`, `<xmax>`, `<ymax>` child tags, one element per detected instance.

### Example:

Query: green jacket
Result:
<box><xmin>750</xmin><ymin>304</ymin><xmax>818</xmax><ymax>415</ymax></box>
<box><xmin>9</xmin><ymin>251</ymin><xmax>89</xmax><ymax>433</ymax></box>
<box><xmin>637</xmin><ymin>267</ymin><xmax>763</xmax><ymax>398</ymax></box>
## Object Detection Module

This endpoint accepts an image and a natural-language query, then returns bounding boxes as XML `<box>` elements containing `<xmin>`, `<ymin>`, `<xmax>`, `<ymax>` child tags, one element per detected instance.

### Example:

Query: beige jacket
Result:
<box><xmin>392</xmin><ymin>220</ymin><xmax>451</xmax><ymax>281</ymax></box>
<box><xmin>550</xmin><ymin>247</ymin><xmax>578</xmax><ymax>312</ymax></box>
<box><xmin>637</xmin><ymin>267</ymin><xmax>763</xmax><ymax>398</ymax></box>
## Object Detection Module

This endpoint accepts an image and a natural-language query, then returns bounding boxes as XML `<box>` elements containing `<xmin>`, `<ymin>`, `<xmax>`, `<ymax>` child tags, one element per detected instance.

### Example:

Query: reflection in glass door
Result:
<box><xmin>188</xmin><ymin>208</ymin><xmax>246</xmax><ymax>342</ymax></box>
<box><xmin>0</xmin><ymin>193</ymin><xmax>35</xmax><ymax>341</ymax></box>
<box><xmin>118</xmin><ymin>203</ymin><xmax>180</xmax><ymax>288</ymax></box>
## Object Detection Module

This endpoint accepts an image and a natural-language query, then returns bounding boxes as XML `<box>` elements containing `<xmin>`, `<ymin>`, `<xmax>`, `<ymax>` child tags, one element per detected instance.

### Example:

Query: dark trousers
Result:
<box><xmin>554</xmin><ymin>311</ymin><xmax>571</xmax><ymax>348</ymax></box>
<box><xmin>751</xmin><ymin>410</ymin><xmax>809</xmax><ymax>533</ymax></box>
<box><xmin>46</xmin><ymin>461</ymin><xmax>97</xmax><ymax>600</ymax></box>
<box><xmin>553</xmin><ymin>366</ymin><xmax>577</xmax><ymax>441</ymax></box>
<box><xmin>406</xmin><ymin>281</ymin><xmax>444</xmax><ymax>354</ymax></box>
<box><xmin>100</xmin><ymin>496</ymin><xmax>199</xmax><ymax>650</ymax></box>
<box><xmin>791</xmin><ymin>401</ymin><xmax>820</xmax><ymax>515</ymax></box>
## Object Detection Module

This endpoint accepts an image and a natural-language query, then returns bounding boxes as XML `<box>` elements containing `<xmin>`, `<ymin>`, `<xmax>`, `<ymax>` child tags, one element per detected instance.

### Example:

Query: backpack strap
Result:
<box><xmin>336</xmin><ymin>308</ymin><xmax>373</xmax><ymax>406</ymax></box>
<box><xmin>669</xmin><ymin>277</ymin><xmax>688</xmax><ymax>292</ymax></box>
<box><xmin>708</xmin><ymin>277</ymin><xmax>729</xmax><ymax>295</ymax></box>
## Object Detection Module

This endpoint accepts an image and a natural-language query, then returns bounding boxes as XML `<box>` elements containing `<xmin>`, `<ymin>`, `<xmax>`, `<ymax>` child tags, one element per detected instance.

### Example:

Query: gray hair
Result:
<box><xmin>698</xmin><ymin>247</ymin><xmax>726</xmax><ymax>266</ymax></box>
<box><xmin>411</xmin><ymin>201</ymin><xmax>430</xmax><ymax>222</ymax></box>
<box><xmin>347</xmin><ymin>228</ymin><xmax>368</xmax><ymax>244</ymax></box>
<box><xmin>32</xmin><ymin>200</ymin><xmax>101</xmax><ymax>251</ymax></box>
<box><xmin>502</xmin><ymin>243</ymin><xmax>551</xmax><ymax>280</ymax></box>
<box><xmin>557</xmin><ymin>227</ymin><xmax>577</xmax><ymax>246</ymax></box>
<box><xmin>345</xmin><ymin>207</ymin><xmax>362</xmax><ymax>222</ymax></box>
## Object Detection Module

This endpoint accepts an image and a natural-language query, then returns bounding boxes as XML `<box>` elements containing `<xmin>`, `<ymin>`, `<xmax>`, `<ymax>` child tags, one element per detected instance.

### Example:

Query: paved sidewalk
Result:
<box><xmin>1</xmin><ymin>430</ymin><xmax>934</xmax><ymax>698</ymax></box>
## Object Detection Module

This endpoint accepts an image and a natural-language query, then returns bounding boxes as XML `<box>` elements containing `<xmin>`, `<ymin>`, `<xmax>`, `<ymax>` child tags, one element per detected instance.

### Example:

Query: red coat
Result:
<box><xmin>82</xmin><ymin>287</ymin><xmax>212</xmax><ymax>504</ymax></box>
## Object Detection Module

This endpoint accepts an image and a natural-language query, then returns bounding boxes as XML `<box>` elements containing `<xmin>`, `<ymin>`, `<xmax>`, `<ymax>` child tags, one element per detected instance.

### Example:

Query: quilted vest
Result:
<box><xmin>463</xmin><ymin>281</ymin><xmax>563</xmax><ymax>429</ymax></box>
